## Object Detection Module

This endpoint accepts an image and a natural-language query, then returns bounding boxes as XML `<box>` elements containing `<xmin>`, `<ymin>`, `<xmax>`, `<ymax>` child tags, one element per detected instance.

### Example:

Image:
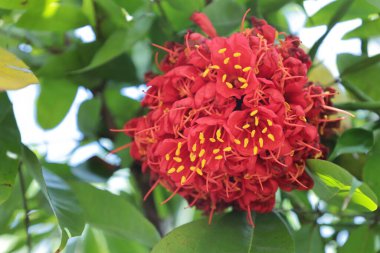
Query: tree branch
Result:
<box><xmin>19</xmin><ymin>163</ymin><xmax>32</xmax><ymax>253</ymax></box>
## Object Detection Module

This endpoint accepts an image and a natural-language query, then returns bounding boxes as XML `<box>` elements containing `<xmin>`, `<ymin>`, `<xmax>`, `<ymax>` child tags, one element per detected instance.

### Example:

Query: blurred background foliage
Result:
<box><xmin>0</xmin><ymin>0</ymin><xmax>380</xmax><ymax>252</ymax></box>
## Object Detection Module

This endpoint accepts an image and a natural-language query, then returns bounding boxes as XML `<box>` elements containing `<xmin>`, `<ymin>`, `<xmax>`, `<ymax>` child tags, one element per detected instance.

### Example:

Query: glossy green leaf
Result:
<box><xmin>204</xmin><ymin>0</ymin><xmax>245</xmax><ymax>36</ymax></box>
<box><xmin>295</xmin><ymin>224</ymin><xmax>324</xmax><ymax>253</ymax></box>
<box><xmin>0</xmin><ymin>93</ymin><xmax>21</xmax><ymax>205</ymax></box>
<box><xmin>71</xmin><ymin>182</ymin><xmax>160</xmax><ymax>248</ymax></box>
<box><xmin>77</xmin><ymin>97</ymin><xmax>101</xmax><ymax>136</ymax></box>
<box><xmin>37</xmin><ymin>78</ymin><xmax>78</xmax><ymax>129</ymax></box>
<box><xmin>114</xmin><ymin>0</ymin><xmax>148</xmax><ymax>14</ymax></box>
<box><xmin>338</xmin><ymin>226</ymin><xmax>375</xmax><ymax>253</ymax></box>
<box><xmin>0</xmin><ymin>0</ymin><xmax>40</xmax><ymax>9</ymax></box>
<box><xmin>94</xmin><ymin>0</ymin><xmax>127</xmax><ymax>28</ymax></box>
<box><xmin>307</xmin><ymin>159</ymin><xmax>378</xmax><ymax>211</ymax></box>
<box><xmin>306</xmin><ymin>0</ymin><xmax>379</xmax><ymax>27</ymax></box>
<box><xmin>152</xmin><ymin>212</ymin><xmax>294</xmax><ymax>253</ymax></box>
<box><xmin>337</xmin><ymin>54</ymin><xmax>380</xmax><ymax>101</ymax></box>
<box><xmin>363</xmin><ymin>130</ymin><xmax>380</xmax><ymax>199</ymax></box>
<box><xmin>0</xmin><ymin>47</ymin><xmax>39</xmax><ymax>90</ymax></box>
<box><xmin>82</xmin><ymin>0</ymin><xmax>96</xmax><ymax>26</ymax></box>
<box><xmin>22</xmin><ymin>146</ymin><xmax>86</xmax><ymax>250</ymax></box>
<box><xmin>343</xmin><ymin>17</ymin><xmax>380</xmax><ymax>40</ymax></box>
<box><xmin>16</xmin><ymin>3</ymin><xmax>89</xmax><ymax>32</ymax></box>
<box><xmin>329</xmin><ymin>128</ymin><xmax>374</xmax><ymax>161</ymax></box>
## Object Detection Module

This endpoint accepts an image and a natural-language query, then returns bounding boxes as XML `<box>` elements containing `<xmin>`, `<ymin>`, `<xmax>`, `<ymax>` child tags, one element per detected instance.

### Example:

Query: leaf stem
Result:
<box><xmin>19</xmin><ymin>163</ymin><xmax>32</xmax><ymax>253</ymax></box>
<box><xmin>335</xmin><ymin>101</ymin><xmax>380</xmax><ymax>111</ymax></box>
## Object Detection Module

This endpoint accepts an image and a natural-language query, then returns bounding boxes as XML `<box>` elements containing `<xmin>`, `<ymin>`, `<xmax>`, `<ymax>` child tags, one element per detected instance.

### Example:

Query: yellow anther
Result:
<box><xmin>226</xmin><ymin>82</ymin><xmax>233</xmax><ymax>89</ymax></box>
<box><xmin>210</xmin><ymin>65</ymin><xmax>220</xmax><ymax>69</ymax></box>
<box><xmin>175</xmin><ymin>142</ymin><xmax>182</xmax><ymax>156</ymax></box>
<box><xmin>259</xmin><ymin>138</ymin><xmax>264</xmax><ymax>148</ymax></box>
<box><xmin>290</xmin><ymin>150</ymin><xmax>295</xmax><ymax>156</ymax></box>
<box><xmin>233</xmin><ymin>52</ymin><xmax>241</xmax><ymax>57</ymax></box>
<box><xmin>181</xmin><ymin>176</ymin><xmax>186</xmax><ymax>185</ymax></box>
<box><xmin>300</xmin><ymin>116</ymin><xmax>307</xmax><ymax>122</ymax></box>
<box><xmin>213</xmin><ymin>148</ymin><xmax>220</xmax><ymax>154</ymax></box>
<box><xmin>196</xmin><ymin>168</ymin><xmax>203</xmax><ymax>176</ymax></box>
<box><xmin>194</xmin><ymin>45</ymin><xmax>200</xmax><ymax>48</ymax></box>
<box><xmin>234</xmin><ymin>139</ymin><xmax>241</xmax><ymax>145</ymax></box>
<box><xmin>223</xmin><ymin>146</ymin><xmax>232</xmax><ymax>152</ymax></box>
<box><xmin>209</xmin><ymin>138</ymin><xmax>216</xmax><ymax>142</ymax></box>
<box><xmin>177</xmin><ymin>165</ymin><xmax>185</xmax><ymax>173</ymax></box>
<box><xmin>199</xmin><ymin>132</ymin><xmax>205</xmax><ymax>144</ymax></box>
<box><xmin>165</xmin><ymin>154</ymin><xmax>170</xmax><ymax>161</ymax></box>
<box><xmin>190</xmin><ymin>166</ymin><xmax>196</xmax><ymax>171</ymax></box>
<box><xmin>250</xmin><ymin>110</ymin><xmax>258</xmax><ymax>116</ymax></box>
<box><xmin>240</xmin><ymin>83</ymin><xmax>248</xmax><ymax>89</ymax></box>
<box><xmin>268</xmin><ymin>134</ymin><xmax>275</xmax><ymax>142</ymax></box>
<box><xmin>192</xmin><ymin>143</ymin><xmax>197</xmax><ymax>152</ymax></box>
<box><xmin>284</xmin><ymin>102</ymin><xmax>291</xmax><ymax>111</ymax></box>
<box><xmin>201</xmin><ymin>159</ymin><xmax>206</xmax><ymax>168</ymax></box>
<box><xmin>234</xmin><ymin>64</ymin><xmax>242</xmax><ymax>69</ymax></box>
<box><xmin>262</xmin><ymin>127</ymin><xmax>268</xmax><ymax>134</ymax></box>
<box><xmin>238</xmin><ymin>77</ymin><xmax>247</xmax><ymax>83</ymax></box>
<box><xmin>190</xmin><ymin>152</ymin><xmax>197</xmax><ymax>162</ymax></box>
<box><xmin>173</xmin><ymin>157</ymin><xmax>182</xmax><ymax>163</ymax></box>
<box><xmin>251</xmin><ymin>130</ymin><xmax>256</xmax><ymax>138</ymax></box>
<box><xmin>243</xmin><ymin>66</ymin><xmax>251</xmax><ymax>72</ymax></box>
<box><xmin>255</xmin><ymin>116</ymin><xmax>259</xmax><ymax>126</ymax></box>
<box><xmin>202</xmin><ymin>68</ymin><xmax>210</xmax><ymax>78</ymax></box>
<box><xmin>216</xmin><ymin>128</ymin><xmax>224</xmax><ymax>142</ymax></box>
<box><xmin>253</xmin><ymin>146</ymin><xmax>258</xmax><ymax>155</ymax></box>
<box><xmin>199</xmin><ymin>149</ymin><xmax>206</xmax><ymax>157</ymax></box>
<box><xmin>215</xmin><ymin>155</ymin><xmax>223</xmax><ymax>160</ymax></box>
<box><xmin>242</xmin><ymin>123</ymin><xmax>250</xmax><ymax>129</ymax></box>
<box><xmin>222</xmin><ymin>74</ymin><xmax>227</xmax><ymax>82</ymax></box>
<box><xmin>224</xmin><ymin>57</ymin><xmax>230</xmax><ymax>64</ymax></box>
<box><xmin>244</xmin><ymin>138</ymin><xmax>249</xmax><ymax>148</ymax></box>
<box><xmin>218</xmin><ymin>48</ymin><xmax>227</xmax><ymax>54</ymax></box>
<box><xmin>168</xmin><ymin>167</ymin><xmax>176</xmax><ymax>174</ymax></box>
<box><xmin>267</xmin><ymin>119</ymin><xmax>273</xmax><ymax>126</ymax></box>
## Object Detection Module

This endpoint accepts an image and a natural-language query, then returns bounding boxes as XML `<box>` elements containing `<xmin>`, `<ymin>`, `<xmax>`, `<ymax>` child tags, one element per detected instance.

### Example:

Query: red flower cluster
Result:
<box><xmin>122</xmin><ymin>12</ymin><xmax>340</xmax><ymax>223</ymax></box>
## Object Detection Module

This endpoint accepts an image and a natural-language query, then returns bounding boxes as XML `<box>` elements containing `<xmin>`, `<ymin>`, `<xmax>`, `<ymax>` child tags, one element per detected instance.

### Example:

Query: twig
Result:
<box><xmin>19</xmin><ymin>163</ymin><xmax>32</xmax><ymax>253</ymax></box>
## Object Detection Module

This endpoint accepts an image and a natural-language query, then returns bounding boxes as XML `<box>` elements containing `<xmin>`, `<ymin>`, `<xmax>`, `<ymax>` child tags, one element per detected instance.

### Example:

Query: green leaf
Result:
<box><xmin>152</xmin><ymin>212</ymin><xmax>295</xmax><ymax>253</ymax></box>
<box><xmin>338</xmin><ymin>226</ymin><xmax>375</xmax><ymax>253</ymax></box>
<box><xmin>307</xmin><ymin>159</ymin><xmax>378</xmax><ymax>211</ymax></box>
<box><xmin>73</xmin><ymin>226</ymin><xmax>149</xmax><ymax>253</ymax></box>
<box><xmin>37</xmin><ymin>78</ymin><xmax>78</xmax><ymax>129</ymax></box>
<box><xmin>329</xmin><ymin>128</ymin><xmax>374</xmax><ymax>161</ymax></box>
<box><xmin>295</xmin><ymin>224</ymin><xmax>324</xmax><ymax>253</ymax></box>
<box><xmin>0</xmin><ymin>47</ymin><xmax>39</xmax><ymax>90</ymax></box>
<box><xmin>77</xmin><ymin>97</ymin><xmax>102</xmax><ymax>136</ymax></box>
<box><xmin>16</xmin><ymin>3</ymin><xmax>89</xmax><ymax>32</ymax></box>
<box><xmin>22</xmin><ymin>146</ymin><xmax>86</xmax><ymax>250</ymax></box>
<box><xmin>343</xmin><ymin>17</ymin><xmax>380</xmax><ymax>40</ymax></box>
<box><xmin>306</xmin><ymin>0</ymin><xmax>379</xmax><ymax>27</ymax></box>
<box><xmin>204</xmin><ymin>0</ymin><xmax>245</xmax><ymax>36</ymax></box>
<box><xmin>82</xmin><ymin>0</ymin><xmax>96</xmax><ymax>26</ymax></box>
<box><xmin>337</xmin><ymin>54</ymin><xmax>380</xmax><ymax>101</ymax></box>
<box><xmin>94</xmin><ymin>0</ymin><xmax>127</xmax><ymax>28</ymax></box>
<box><xmin>363</xmin><ymin>130</ymin><xmax>380</xmax><ymax>199</ymax></box>
<box><xmin>71</xmin><ymin>182</ymin><xmax>160</xmax><ymax>248</ymax></box>
<box><xmin>0</xmin><ymin>93</ymin><xmax>21</xmax><ymax>205</ymax></box>
<box><xmin>114</xmin><ymin>0</ymin><xmax>148</xmax><ymax>15</ymax></box>
<box><xmin>258</xmin><ymin>0</ymin><xmax>290</xmax><ymax>16</ymax></box>
<box><xmin>0</xmin><ymin>0</ymin><xmax>41</xmax><ymax>9</ymax></box>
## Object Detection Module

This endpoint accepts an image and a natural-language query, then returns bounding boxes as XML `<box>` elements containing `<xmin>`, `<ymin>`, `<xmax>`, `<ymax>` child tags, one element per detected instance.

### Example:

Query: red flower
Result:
<box><xmin>120</xmin><ymin>11</ymin><xmax>342</xmax><ymax>224</ymax></box>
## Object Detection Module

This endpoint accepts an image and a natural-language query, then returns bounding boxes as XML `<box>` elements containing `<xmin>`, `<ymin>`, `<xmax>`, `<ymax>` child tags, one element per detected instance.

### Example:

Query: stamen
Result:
<box><xmin>216</xmin><ymin>129</ymin><xmax>224</xmax><ymax>142</ymax></box>
<box><xmin>177</xmin><ymin>165</ymin><xmax>185</xmax><ymax>173</ymax></box>
<box><xmin>165</xmin><ymin>154</ymin><xmax>170</xmax><ymax>161</ymax></box>
<box><xmin>175</xmin><ymin>142</ymin><xmax>182</xmax><ymax>156</ymax></box>
<box><xmin>168</xmin><ymin>167</ymin><xmax>176</xmax><ymax>174</ymax></box>
<box><xmin>218</xmin><ymin>48</ymin><xmax>227</xmax><ymax>54</ymax></box>
<box><xmin>243</xmin><ymin>66</ymin><xmax>251</xmax><ymax>72</ymax></box>
<box><xmin>215</xmin><ymin>155</ymin><xmax>223</xmax><ymax>160</ymax></box>
<box><xmin>234</xmin><ymin>139</ymin><xmax>241</xmax><ymax>145</ymax></box>
<box><xmin>202</xmin><ymin>68</ymin><xmax>210</xmax><ymax>77</ymax></box>
<box><xmin>250</xmin><ymin>110</ymin><xmax>258</xmax><ymax>116</ymax></box>
<box><xmin>262</xmin><ymin>127</ymin><xmax>268</xmax><ymax>134</ymax></box>
<box><xmin>181</xmin><ymin>176</ymin><xmax>187</xmax><ymax>185</ymax></box>
<box><xmin>240</xmin><ymin>83</ymin><xmax>248</xmax><ymax>89</ymax></box>
<box><xmin>251</xmin><ymin>130</ymin><xmax>256</xmax><ymax>138</ymax></box>
<box><xmin>234</xmin><ymin>64</ymin><xmax>242</xmax><ymax>69</ymax></box>
<box><xmin>259</xmin><ymin>138</ymin><xmax>264</xmax><ymax>148</ymax></box>
<box><xmin>199</xmin><ymin>149</ymin><xmax>206</xmax><ymax>157</ymax></box>
<box><xmin>199</xmin><ymin>132</ymin><xmax>205</xmax><ymax>144</ymax></box>
<box><xmin>213</xmin><ymin>148</ymin><xmax>220</xmax><ymax>154</ymax></box>
<box><xmin>192</xmin><ymin>143</ymin><xmax>197</xmax><ymax>152</ymax></box>
<box><xmin>224</xmin><ymin>57</ymin><xmax>230</xmax><ymax>64</ymax></box>
<box><xmin>210</xmin><ymin>65</ymin><xmax>220</xmax><ymax>69</ymax></box>
<box><xmin>244</xmin><ymin>138</ymin><xmax>249</xmax><ymax>148</ymax></box>
<box><xmin>242</xmin><ymin>123</ymin><xmax>250</xmax><ymax>129</ymax></box>
<box><xmin>238</xmin><ymin>77</ymin><xmax>247</xmax><ymax>83</ymax></box>
<box><xmin>267</xmin><ymin>119</ymin><xmax>273</xmax><ymax>126</ymax></box>
<box><xmin>226</xmin><ymin>82</ymin><xmax>233</xmax><ymax>89</ymax></box>
<box><xmin>253</xmin><ymin>146</ymin><xmax>258</xmax><ymax>155</ymax></box>
<box><xmin>255</xmin><ymin>116</ymin><xmax>259</xmax><ymax>126</ymax></box>
<box><xmin>201</xmin><ymin>159</ymin><xmax>206</xmax><ymax>168</ymax></box>
<box><xmin>209</xmin><ymin>138</ymin><xmax>216</xmax><ymax>142</ymax></box>
<box><xmin>190</xmin><ymin>152</ymin><xmax>197</xmax><ymax>162</ymax></box>
<box><xmin>223</xmin><ymin>147</ymin><xmax>232</xmax><ymax>152</ymax></box>
<box><xmin>268</xmin><ymin>134</ymin><xmax>275</xmax><ymax>141</ymax></box>
<box><xmin>222</xmin><ymin>74</ymin><xmax>227</xmax><ymax>82</ymax></box>
<box><xmin>233</xmin><ymin>52</ymin><xmax>241</xmax><ymax>57</ymax></box>
<box><xmin>196</xmin><ymin>168</ymin><xmax>203</xmax><ymax>176</ymax></box>
<box><xmin>173</xmin><ymin>157</ymin><xmax>182</xmax><ymax>163</ymax></box>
